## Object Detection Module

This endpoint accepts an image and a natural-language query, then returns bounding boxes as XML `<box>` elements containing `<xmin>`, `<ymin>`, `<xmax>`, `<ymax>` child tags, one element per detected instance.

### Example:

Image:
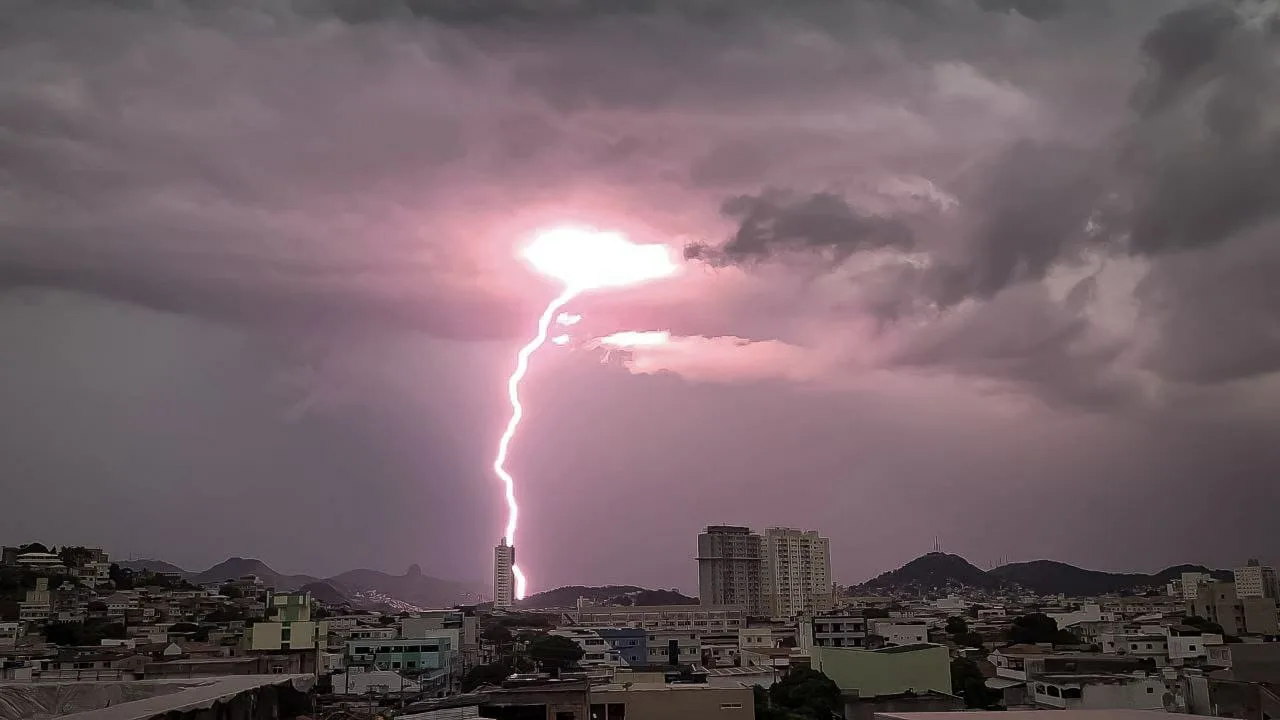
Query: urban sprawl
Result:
<box><xmin>1</xmin><ymin>529</ymin><xmax>1277</xmax><ymax>720</ymax></box>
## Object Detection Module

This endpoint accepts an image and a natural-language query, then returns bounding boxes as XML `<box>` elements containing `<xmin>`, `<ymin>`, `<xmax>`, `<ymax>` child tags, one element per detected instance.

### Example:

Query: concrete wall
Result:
<box><xmin>811</xmin><ymin>645</ymin><xmax>951</xmax><ymax>698</ymax></box>
<box><xmin>592</xmin><ymin>685</ymin><xmax>753</xmax><ymax>720</ymax></box>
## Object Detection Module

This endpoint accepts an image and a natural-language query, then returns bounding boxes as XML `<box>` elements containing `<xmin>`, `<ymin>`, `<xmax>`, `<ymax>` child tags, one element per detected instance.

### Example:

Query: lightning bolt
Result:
<box><xmin>493</xmin><ymin>286</ymin><xmax>580</xmax><ymax>600</ymax></box>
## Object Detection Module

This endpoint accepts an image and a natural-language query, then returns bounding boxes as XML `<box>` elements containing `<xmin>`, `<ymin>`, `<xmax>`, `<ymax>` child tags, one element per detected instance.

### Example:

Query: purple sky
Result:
<box><xmin>3</xmin><ymin>0</ymin><xmax>1280</xmax><ymax>593</ymax></box>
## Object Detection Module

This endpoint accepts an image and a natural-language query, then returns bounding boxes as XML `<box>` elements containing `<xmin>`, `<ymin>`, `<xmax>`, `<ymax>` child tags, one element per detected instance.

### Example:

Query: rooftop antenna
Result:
<box><xmin>933</xmin><ymin>536</ymin><xmax>941</xmax><ymax>553</ymax></box>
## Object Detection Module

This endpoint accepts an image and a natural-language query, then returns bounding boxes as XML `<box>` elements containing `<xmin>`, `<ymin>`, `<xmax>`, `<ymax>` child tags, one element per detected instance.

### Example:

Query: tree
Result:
<box><xmin>526</xmin><ymin>634</ymin><xmax>584</xmax><ymax>674</ymax></box>
<box><xmin>218</xmin><ymin>584</ymin><xmax>243</xmax><ymax>599</ymax></box>
<box><xmin>109</xmin><ymin>564</ymin><xmax>134</xmax><ymax>590</ymax></box>
<box><xmin>203</xmin><ymin>607</ymin><xmax>245</xmax><ymax>623</ymax></box>
<box><xmin>462</xmin><ymin>662</ymin><xmax>514</xmax><ymax>692</ymax></box>
<box><xmin>754</xmin><ymin>684</ymin><xmax>805</xmax><ymax>720</ymax></box>
<box><xmin>862</xmin><ymin>607</ymin><xmax>890</xmax><ymax>619</ymax></box>
<box><xmin>769</xmin><ymin>667</ymin><xmax>841</xmax><ymax>720</ymax></box>
<box><xmin>951</xmin><ymin>657</ymin><xmax>1000</xmax><ymax>709</ymax></box>
<box><xmin>954</xmin><ymin>631</ymin><xmax>986</xmax><ymax>648</ymax></box>
<box><xmin>482</xmin><ymin>623</ymin><xmax>513</xmax><ymax>644</ymax></box>
<box><xmin>945</xmin><ymin>616</ymin><xmax>969</xmax><ymax>635</ymax></box>
<box><xmin>1007</xmin><ymin>613</ymin><xmax>1077</xmax><ymax>645</ymax></box>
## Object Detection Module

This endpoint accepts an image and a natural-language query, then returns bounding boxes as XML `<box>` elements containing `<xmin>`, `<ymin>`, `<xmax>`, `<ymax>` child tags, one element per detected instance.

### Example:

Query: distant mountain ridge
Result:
<box><xmin>519</xmin><ymin>585</ymin><xmax>697</xmax><ymax>609</ymax></box>
<box><xmin>117</xmin><ymin>557</ymin><xmax>486</xmax><ymax>609</ymax></box>
<box><xmin>859</xmin><ymin>552</ymin><xmax>1230</xmax><ymax>596</ymax></box>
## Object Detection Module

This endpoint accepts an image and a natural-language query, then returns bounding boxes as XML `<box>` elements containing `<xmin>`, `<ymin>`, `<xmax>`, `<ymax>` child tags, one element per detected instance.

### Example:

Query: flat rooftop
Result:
<box><xmin>16</xmin><ymin>674</ymin><xmax>315</xmax><ymax>720</ymax></box>
<box><xmin>877</xmin><ymin>712</ymin><xmax>1203</xmax><ymax>720</ymax></box>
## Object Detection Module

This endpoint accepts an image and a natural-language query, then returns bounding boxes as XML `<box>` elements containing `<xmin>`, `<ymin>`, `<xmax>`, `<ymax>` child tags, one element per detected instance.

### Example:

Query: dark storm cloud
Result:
<box><xmin>685</xmin><ymin>190</ymin><xmax>914</xmax><ymax>266</ymax></box>
<box><xmin>681</xmin><ymin>0</ymin><xmax>1280</xmax><ymax>395</ymax></box>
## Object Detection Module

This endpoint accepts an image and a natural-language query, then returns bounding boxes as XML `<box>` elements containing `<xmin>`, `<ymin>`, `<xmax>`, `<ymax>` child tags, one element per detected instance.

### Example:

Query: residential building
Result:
<box><xmin>1180</xmin><ymin>572</ymin><xmax>1214</xmax><ymax>602</ymax></box>
<box><xmin>333</xmin><ymin>668</ymin><xmax>423</xmax><ymax>697</ymax></box>
<box><xmin>402</xmin><ymin>609</ymin><xmax>477</xmax><ymax>649</ymax></box>
<box><xmin>1233</xmin><ymin>559</ymin><xmax>1278</xmax><ymax>599</ymax></box>
<box><xmin>871</xmin><ymin>620</ymin><xmax>929</xmax><ymax>647</ymax></box>
<box><xmin>645</xmin><ymin>629</ymin><xmax>701</xmax><ymax>665</ymax></box>
<box><xmin>799</xmin><ymin>613</ymin><xmax>868</xmax><ymax>650</ymax></box>
<box><xmin>18</xmin><ymin>577</ymin><xmax>52</xmax><ymax>623</ymax></box>
<box><xmin>697</xmin><ymin>525</ymin><xmax>766</xmax><ymax>616</ymax></box>
<box><xmin>1029</xmin><ymin>674</ymin><xmax>1169</xmax><ymax>710</ymax></box>
<box><xmin>15</xmin><ymin>552</ymin><xmax>65</xmax><ymax>570</ymax></box>
<box><xmin>0</xmin><ymin>621</ymin><xmax>23</xmax><ymax>649</ymax></box>
<box><xmin>738</xmin><ymin>626</ymin><xmax>778</xmax><ymax>651</ymax></box>
<box><xmin>700</xmin><ymin>631</ymin><xmax>741</xmax><ymax>667</ymax></box>
<box><xmin>1191</xmin><ymin>581</ymin><xmax>1247</xmax><ymax>636</ymax></box>
<box><xmin>243</xmin><ymin>591</ymin><xmax>328</xmax><ymax>653</ymax></box>
<box><xmin>761</xmin><ymin>527</ymin><xmax>833</xmax><ymax>618</ymax></box>
<box><xmin>347</xmin><ymin>635</ymin><xmax>453</xmax><ymax>674</ymax></box>
<box><xmin>1204</xmin><ymin>641</ymin><xmax>1280</xmax><ymax>681</ymax></box>
<box><xmin>551</xmin><ymin>628</ymin><xmax>622</xmax><ymax>666</ymax></box>
<box><xmin>1241</xmin><ymin>596</ymin><xmax>1280</xmax><ymax>635</ymax></box>
<box><xmin>345</xmin><ymin>626</ymin><xmax>397</xmax><ymax>642</ymax></box>
<box><xmin>575</xmin><ymin>601</ymin><xmax>745</xmax><ymax>633</ymax></box>
<box><xmin>595</xmin><ymin>627</ymin><xmax>647</xmax><ymax>666</ymax></box>
<box><xmin>1096</xmin><ymin>633</ymin><xmax>1169</xmax><ymax>666</ymax></box>
<box><xmin>1166</xmin><ymin>625</ymin><xmax>1223</xmax><ymax>665</ymax></box>
<box><xmin>494</xmin><ymin>538</ymin><xmax>515</xmax><ymax>610</ymax></box>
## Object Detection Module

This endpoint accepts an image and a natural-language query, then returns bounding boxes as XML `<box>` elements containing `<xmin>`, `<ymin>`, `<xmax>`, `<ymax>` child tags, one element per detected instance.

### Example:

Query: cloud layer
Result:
<box><xmin>4</xmin><ymin>0</ymin><xmax>1280</xmax><ymax>584</ymax></box>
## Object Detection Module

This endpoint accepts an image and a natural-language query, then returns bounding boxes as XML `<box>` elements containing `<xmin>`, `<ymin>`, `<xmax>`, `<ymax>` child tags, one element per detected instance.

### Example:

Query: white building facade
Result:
<box><xmin>761</xmin><ymin>528</ymin><xmax>832</xmax><ymax>618</ymax></box>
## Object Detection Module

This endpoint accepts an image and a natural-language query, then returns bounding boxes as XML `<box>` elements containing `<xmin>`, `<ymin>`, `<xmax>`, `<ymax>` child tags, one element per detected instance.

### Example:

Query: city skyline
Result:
<box><xmin>5</xmin><ymin>0</ymin><xmax>1280</xmax><ymax>591</ymax></box>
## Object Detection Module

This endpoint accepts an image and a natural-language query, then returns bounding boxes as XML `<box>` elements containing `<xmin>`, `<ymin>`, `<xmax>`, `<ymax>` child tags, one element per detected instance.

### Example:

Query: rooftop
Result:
<box><xmin>13</xmin><ymin>674</ymin><xmax>314</xmax><ymax>720</ymax></box>
<box><xmin>877</xmin><ymin>712</ymin><xmax>1200</xmax><ymax>720</ymax></box>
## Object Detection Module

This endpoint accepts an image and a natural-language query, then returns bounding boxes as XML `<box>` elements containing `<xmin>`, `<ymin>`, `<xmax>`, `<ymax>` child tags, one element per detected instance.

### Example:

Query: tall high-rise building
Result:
<box><xmin>762</xmin><ymin>527</ymin><xmax>832</xmax><ymax>618</ymax></box>
<box><xmin>1233</xmin><ymin>559</ymin><xmax>1278</xmax><ymax>599</ymax></box>
<box><xmin>493</xmin><ymin>539</ymin><xmax>515</xmax><ymax>610</ymax></box>
<box><xmin>697</xmin><ymin>526</ymin><xmax>765</xmax><ymax>615</ymax></box>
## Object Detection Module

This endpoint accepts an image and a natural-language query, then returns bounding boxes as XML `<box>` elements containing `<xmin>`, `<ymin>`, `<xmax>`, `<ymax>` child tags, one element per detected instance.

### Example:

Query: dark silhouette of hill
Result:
<box><xmin>991</xmin><ymin>560</ymin><xmax>1231</xmax><ymax>596</ymax></box>
<box><xmin>190</xmin><ymin>557</ymin><xmax>321</xmax><ymax>590</ymax></box>
<box><xmin>862</xmin><ymin>553</ymin><xmax>1000</xmax><ymax>592</ymax></box>
<box><xmin>117</xmin><ymin>559</ymin><xmax>189</xmax><ymax>576</ymax></box>
<box><xmin>860</xmin><ymin>552</ymin><xmax>1231</xmax><ymax>596</ymax></box>
<box><xmin>299</xmin><ymin>580</ymin><xmax>351</xmax><ymax>606</ymax></box>
<box><xmin>328</xmin><ymin>564</ymin><xmax>485</xmax><ymax>608</ymax></box>
<box><xmin>518</xmin><ymin>585</ymin><xmax>697</xmax><ymax>609</ymax></box>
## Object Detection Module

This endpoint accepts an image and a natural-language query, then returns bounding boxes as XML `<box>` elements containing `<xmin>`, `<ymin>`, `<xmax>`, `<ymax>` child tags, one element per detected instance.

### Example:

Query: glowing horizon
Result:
<box><xmin>492</xmin><ymin>225</ymin><xmax>678</xmax><ymax>600</ymax></box>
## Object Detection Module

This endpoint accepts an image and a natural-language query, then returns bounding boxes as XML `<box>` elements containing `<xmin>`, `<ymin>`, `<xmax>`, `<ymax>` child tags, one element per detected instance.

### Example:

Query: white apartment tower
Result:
<box><xmin>762</xmin><ymin>527</ymin><xmax>833</xmax><ymax>618</ymax></box>
<box><xmin>1233</xmin><ymin>559</ymin><xmax>1278</xmax><ymax>599</ymax></box>
<box><xmin>493</xmin><ymin>539</ymin><xmax>515</xmax><ymax>610</ymax></box>
<box><xmin>698</xmin><ymin>526</ymin><xmax>765</xmax><ymax>616</ymax></box>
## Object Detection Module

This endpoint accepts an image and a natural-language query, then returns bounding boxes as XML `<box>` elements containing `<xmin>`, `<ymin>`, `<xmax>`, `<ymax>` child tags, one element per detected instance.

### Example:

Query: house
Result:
<box><xmin>1030</xmin><ymin>673</ymin><xmax>1170</xmax><ymax>710</ymax></box>
<box><xmin>800</xmin><ymin>613</ymin><xmax>868</xmax><ymax>650</ymax></box>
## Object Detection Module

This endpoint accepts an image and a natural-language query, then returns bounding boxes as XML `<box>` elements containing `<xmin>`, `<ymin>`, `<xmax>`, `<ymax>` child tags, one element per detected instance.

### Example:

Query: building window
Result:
<box><xmin>721</xmin><ymin>703</ymin><xmax>743</xmax><ymax>709</ymax></box>
<box><xmin>1147</xmin><ymin>687</ymin><xmax>1155</xmax><ymax>693</ymax></box>
<box><xmin>591</xmin><ymin>704</ymin><xmax>605</xmax><ymax>719</ymax></box>
<box><xmin>607</xmin><ymin>703</ymin><xmax>626</xmax><ymax>718</ymax></box>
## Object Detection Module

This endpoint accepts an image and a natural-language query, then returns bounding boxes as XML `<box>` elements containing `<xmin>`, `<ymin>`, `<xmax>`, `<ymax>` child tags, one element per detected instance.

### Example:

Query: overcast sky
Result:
<box><xmin>3</xmin><ymin>0</ymin><xmax>1280</xmax><ymax>593</ymax></box>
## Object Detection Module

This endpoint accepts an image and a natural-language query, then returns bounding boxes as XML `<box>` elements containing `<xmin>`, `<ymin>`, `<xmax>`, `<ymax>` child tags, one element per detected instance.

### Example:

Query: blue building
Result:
<box><xmin>596</xmin><ymin>628</ymin><xmax>648</xmax><ymax>667</ymax></box>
